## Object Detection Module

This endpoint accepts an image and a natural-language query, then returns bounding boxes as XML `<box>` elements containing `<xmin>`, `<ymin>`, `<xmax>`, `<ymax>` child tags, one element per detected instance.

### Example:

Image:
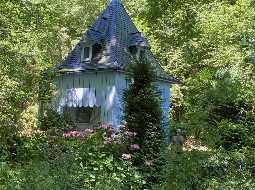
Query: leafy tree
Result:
<box><xmin>0</xmin><ymin>0</ymin><xmax>104</xmax><ymax>160</ymax></box>
<box><xmin>136</xmin><ymin>0</ymin><xmax>255</xmax><ymax>136</ymax></box>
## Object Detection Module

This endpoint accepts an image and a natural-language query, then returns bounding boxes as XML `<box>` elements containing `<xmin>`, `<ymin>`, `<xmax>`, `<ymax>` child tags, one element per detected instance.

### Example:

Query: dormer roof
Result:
<box><xmin>128</xmin><ymin>32</ymin><xmax>149</xmax><ymax>48</ymax></box>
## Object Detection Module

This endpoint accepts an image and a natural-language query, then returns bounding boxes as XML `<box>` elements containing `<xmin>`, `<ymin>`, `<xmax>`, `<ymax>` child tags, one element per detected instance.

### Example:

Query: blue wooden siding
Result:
<box><xmin>158</xmin><ymin>81</ymin><xmax>171</xmax><ymax>139</ymax></box>
<box><xmin>53</xmin><ymin>71</ymin><xmax>117</xmax><ymax>125</ymax></box>
<box><xmin>53</xmin><ymin>72</ymin><xmax>171</xmax><ymax>135</ymax></box>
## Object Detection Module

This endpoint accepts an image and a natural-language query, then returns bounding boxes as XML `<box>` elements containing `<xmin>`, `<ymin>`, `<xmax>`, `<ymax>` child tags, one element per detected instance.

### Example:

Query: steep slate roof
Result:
<box><xmin>53</xmin><ymin>0</ymin><xmax>177</xmax><ymax>82</ymax></box>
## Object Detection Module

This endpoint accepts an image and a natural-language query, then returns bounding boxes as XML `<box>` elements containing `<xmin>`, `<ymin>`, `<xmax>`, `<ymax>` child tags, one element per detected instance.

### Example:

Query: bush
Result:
<box><xmin>153</xmin><ymin>146</ymin><xmax>255</xmax><ymax>190</ymax></box>
<box><xmin>39</xmin><ymin>109</ymin><xmax>75</xmax><ymax>132</ymax></box>
<box><xmin>0</xmin><ymin>124</ymin><xmax>146</xmax><ymax>190</ymax></box>
<box><xmin>215</xmin><ymin>120</ymin><xmax>255</xmax><ymax>150</ymax></box>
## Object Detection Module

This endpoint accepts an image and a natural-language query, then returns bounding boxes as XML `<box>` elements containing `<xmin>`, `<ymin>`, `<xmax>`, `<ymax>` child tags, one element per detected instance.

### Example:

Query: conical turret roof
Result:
<box><xmin>52</xmin><ymin>0</ymin><xmax>177</xmax><ymax>82</ymax></box>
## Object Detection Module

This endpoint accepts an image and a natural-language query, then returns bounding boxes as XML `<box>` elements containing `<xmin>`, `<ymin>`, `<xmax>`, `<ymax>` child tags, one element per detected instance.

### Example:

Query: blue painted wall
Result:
<box><xmin>53</xmin><ymin>72</ymin><xmax>171</xmax><ymax>135</ymax></box>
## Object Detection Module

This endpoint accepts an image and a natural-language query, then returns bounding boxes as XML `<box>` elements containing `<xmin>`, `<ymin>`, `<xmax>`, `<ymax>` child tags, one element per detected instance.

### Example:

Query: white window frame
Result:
<box><xmin>82</xmin><ymin>46</ymin><xmax>92</xmax><ymax>62</ymax></box>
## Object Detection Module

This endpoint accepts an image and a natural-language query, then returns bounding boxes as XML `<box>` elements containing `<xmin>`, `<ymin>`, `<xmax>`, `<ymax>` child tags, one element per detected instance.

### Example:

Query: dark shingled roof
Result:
<box><xmin>52</xmin><ymin>0</ymin><xmax>177</xmax><ymax>83</ymax></box>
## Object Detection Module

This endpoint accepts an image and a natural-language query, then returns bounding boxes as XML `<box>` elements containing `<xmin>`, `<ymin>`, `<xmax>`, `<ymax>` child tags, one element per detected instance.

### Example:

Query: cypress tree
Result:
<box><xmin>123</xmin><ymin>56</ymin><xmax>163</xmax><ymax>159</ymax></box>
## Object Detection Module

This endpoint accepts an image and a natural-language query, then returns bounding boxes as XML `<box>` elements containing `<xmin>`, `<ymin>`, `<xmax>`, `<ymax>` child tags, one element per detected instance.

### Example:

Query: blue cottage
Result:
<box><xmin>50</xmin><ymin>0</ymin><xmax>177</xmax><ymax>130</ymax></box>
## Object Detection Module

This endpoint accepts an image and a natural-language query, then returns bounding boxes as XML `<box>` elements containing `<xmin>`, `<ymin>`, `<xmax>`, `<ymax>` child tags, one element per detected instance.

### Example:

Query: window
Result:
<box><xmin>76</xmin><ymin>107</ymin><xmax>93</xmax><ymax>123</ymax></box>
<box><xmin>136</xmin><ymin>48</ymin><xmax>141</xmax><ymax>60</ymax></box>
<box><xmin>129</xmin><ymin>46</ymin><xmax>137</xmax><ymax>55</ymax></box>
<box><xmin>129</xmin><ymin>46</ymin><xmax>146</xmax><ymax>61</ymax></box>
<box><xmin>82</xmin><ymin>44</ymin><xmax>102</xmax><ymax>61</ymax></box>
<box><xmin>82</xmin><ymin>46</ymin><xmax>92</xmax><ymax>61</ymax></box>
<box><xmin>92</xmin><ymin>43</ymin><xmax>102</xmax><ymax>59</ymax></box>
<box><xmin>83</xmin><ymin>47</ymin><xmax>90</xmax><ymax>59</ymax></box>
<box><xmin>63</xmin><ymin>106</ymin><xmax>101</xmax><ymax>124</ymax></box>
<box><xmin>140</xmin><ymin>48</ymin><xmax>146</xmax><ymax>61</ymax></box>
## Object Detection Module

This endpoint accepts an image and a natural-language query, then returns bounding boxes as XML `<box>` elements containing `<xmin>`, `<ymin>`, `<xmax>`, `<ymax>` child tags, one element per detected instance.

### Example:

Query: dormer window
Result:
<box><xmin>129</xmin><ymin>46</ymin><xmax>137</xmax><ymax>55</ymax></box>
<box><xmin>82</xmin><ymin>43</ymin><xmax>102</xmax><ymax>62</ymax></box>
<box><xmin>92</xmin><ymin>43</ymin><xmax>102</xmax><ymax>59</ymax></box>
<box><xmin>82</xmin><ymin>46</ymin><xmax>92</xmax><ymax>61</ymax></box>
<box><xmin>128</xmin><ymin>32</ymin><xmax>149</xmax><ymax>61</ymax></box>
<box><xmin>136</xmin><ymin>47</ymin><xmax>142</xmax><ymax>60</ymax></box>
<box><xmin>129</xmin><ymin>46</ymin><xmax>146</xmax><ymax>61</ymax></box>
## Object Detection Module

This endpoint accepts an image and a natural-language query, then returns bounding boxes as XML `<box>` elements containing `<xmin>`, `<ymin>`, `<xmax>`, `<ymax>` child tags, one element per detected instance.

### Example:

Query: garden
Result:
<box><xmin>1</xmin><ymin>0</ymin><xmax>255</xmax><ymax>189</ymax></box>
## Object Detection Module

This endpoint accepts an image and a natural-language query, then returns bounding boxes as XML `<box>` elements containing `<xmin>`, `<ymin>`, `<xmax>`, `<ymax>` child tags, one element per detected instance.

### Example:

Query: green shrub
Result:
<box><xmin>153</xmin><ymin>142</ymin><xmax>255</xmax><ymax>190</ymax></box>
<box><xmin>1</xmin><ymin>125</ymin><xmax>146</xmax><ymax>190</ymax></box>
<box><xmin>123</xmin><ymin>58</ymin><xmax>163</xmax><ymax>162</ymax></box>
<box><xmin>215</xmin><ymin>120</ymin><xmax>255</xmax><ymax>150</ymax></box>
<box><xmin>39</xmin><ymin>109</ymin><xmax>75</xmax><ymax>132</ymax></box>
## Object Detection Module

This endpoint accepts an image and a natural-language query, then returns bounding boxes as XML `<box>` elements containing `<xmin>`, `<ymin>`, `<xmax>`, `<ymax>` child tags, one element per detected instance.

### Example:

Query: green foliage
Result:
<box><xmin>212</xmin><ymin>120</ymin><xmax>255</xmax><ymax>150</ymax></box>
<box><xmin>39</xmin><ymin>109</ymin><xmax>76</xmax><ymax>132</ymax></box>
<box><xmin>37</xmin><ymin>72</ymin><xmax>76</xmax><ymax>131</ymax></box>
<box><xmin>0</xmin><ymin>127</ymin><xmax>146</xmax><ymax>190</ymax></box>
<box><xmin>135</xmin><ymin>1</ymin><xmax>255</xmax><ymax>188</ymax></box>
<box><xmin>153</xmin><ymin>146</ymin><xmax>255</xmax><ymax>190</ymax></box>
<box><xmin>123</xmin><ymin>58</ymin><xmax>165</xmax><ymax>188</ymax></box>
<box><xmin>1</xmin><ymin>0</ymin><xmax>255</xmax><ymax>189</ymax></box>
<box><xmin>123</xmin><ymin>59</ymin><xmax>163</xmax><ymax>160</ymax></box>
<box><xmin>0</xmin><ymin>0</ymin><xmax>105</xmax><ymax>161</ymax></box>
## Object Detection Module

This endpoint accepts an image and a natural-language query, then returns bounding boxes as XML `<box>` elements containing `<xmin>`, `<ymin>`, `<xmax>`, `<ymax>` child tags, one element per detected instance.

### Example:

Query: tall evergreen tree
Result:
<box><xmin>123</xmin><ymin>56</ymin><xmax>163</xmax><ymax>159</ymax></box>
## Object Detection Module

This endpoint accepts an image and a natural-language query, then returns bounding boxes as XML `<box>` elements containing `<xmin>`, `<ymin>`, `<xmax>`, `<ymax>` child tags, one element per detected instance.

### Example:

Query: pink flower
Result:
<box><xmin>131</xmin><ymin>144</ymin><xmax>140</xmax><ymax>150</ymax></box>
<box><xmin>144</xmin><ymin>160</ymin><xmax>153</xmax><ymax>167</ymax></box>
<box><xmin>83</xmin><ymin>128</ymin><xmax>94</xmax><ymax>135</ymax></box>
<box><xmin>63</xmin><ymin>130</ymin><xmax>81</xmax><ymax>138</ymax></box>
<box><xmin>103</xmin><ymin>137</ymin><xmax>112</xmax><ymax>144</ymax></box>
<box><xmin>63</xmin><ymin>132</ymin><xmax>71</xmax><ymax>137</ymax></box>
<box><xmin>72</xmin><ymin>131</ymin><xmax>81</xmax><ymax>137</ymax></box>
<box><xmin>124</xmin><ymin>131</ymin><xmax>138</xmax><ymax>139</ymax></box>
<box><xmin>121</xmin><ymin>153</ymin><xmax>132</xmax><ymax>160</ymax></box>
<box><xmin>100</xmin><ymin>124</ymin><xmax>113</xmax><ymax>130</ymax></box>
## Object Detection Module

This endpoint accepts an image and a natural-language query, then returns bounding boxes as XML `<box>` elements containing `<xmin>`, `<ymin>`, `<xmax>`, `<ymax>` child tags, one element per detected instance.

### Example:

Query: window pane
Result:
<box><xmin>92</xmin><ymin>43</ymin><xmax>102</xmax><ymax>58</ymax></box>
<box><xmin>76</xmin><ymin>107</ymin><xmax>92</xmax><ymax>123</ymax></box>
<box><xmin>63</xmin><ymin>107</ymin><xmax>76</xmax><ymax>122</ymax></box>
<box><xmin>83</xmin><ymin>47</ymin><xmax>90</xmax><ymax>59</ymax></box>
<box><xmin>129</xmin><ymin>46</ymin><xmax>137</xmax><ymax>54</ymax></box>
<box><xmin>63</xmin><ymin>106</ymin><xmax>101</xmax><ymax>124</ymax></box>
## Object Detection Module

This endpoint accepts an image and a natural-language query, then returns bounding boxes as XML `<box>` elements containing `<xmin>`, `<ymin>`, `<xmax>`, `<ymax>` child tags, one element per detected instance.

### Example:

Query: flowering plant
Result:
<box><xmin>131</xmin><ymin>144</ymin><xmax>140</xmax><ymax>150</ymax></box>
<box><xmin>121</xmin><ymin>153</ymin><xmax>132</xmax><ymax>160</ymax></box>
